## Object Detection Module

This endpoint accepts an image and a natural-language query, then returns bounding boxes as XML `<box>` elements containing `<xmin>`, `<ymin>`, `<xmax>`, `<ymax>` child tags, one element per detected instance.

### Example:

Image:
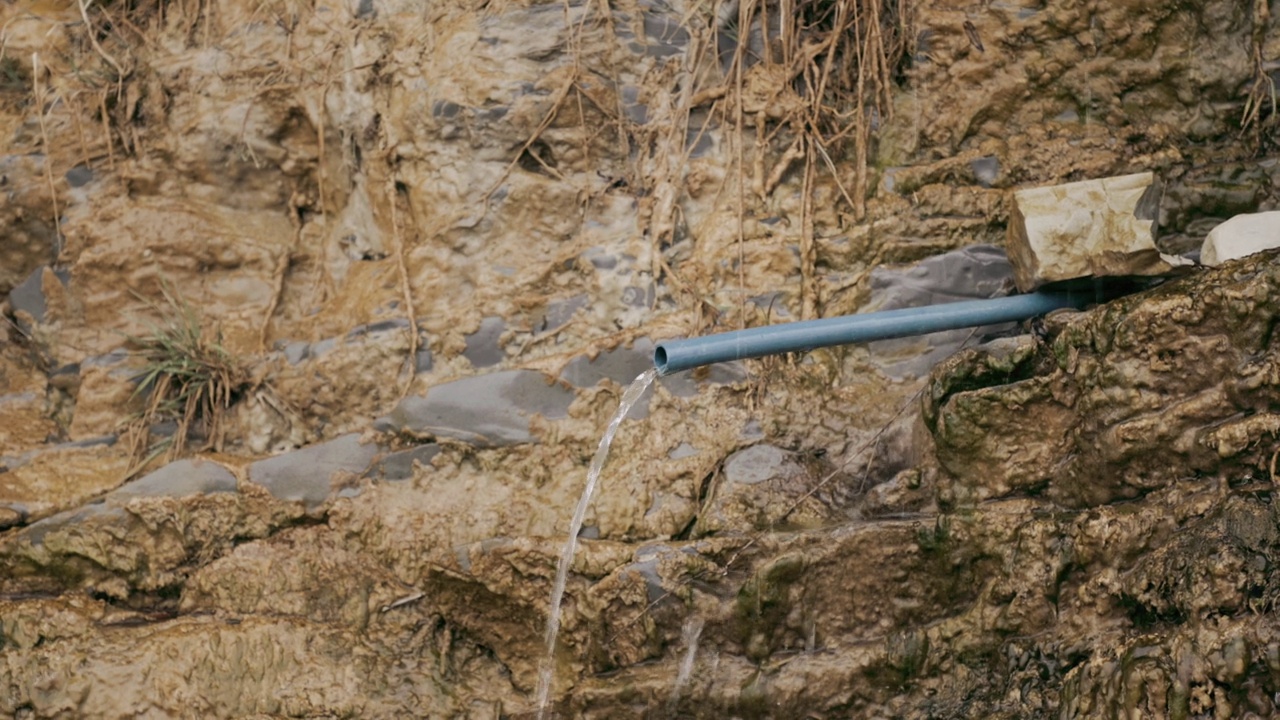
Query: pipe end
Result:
<box><xmin>653</xmin><ymin>344</ymin><xmax>670</xmax><ymax>376</ymax></box>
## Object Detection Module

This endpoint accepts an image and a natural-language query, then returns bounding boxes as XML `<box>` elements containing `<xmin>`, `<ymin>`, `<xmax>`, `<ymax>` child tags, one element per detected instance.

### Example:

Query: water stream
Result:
<box><xmin>666</xmin><ymin>615</ymin><xmax>705</xmax><ymax>713</ymax></box>
<box><xmin>535</xmin><ymin>368</ymin><xmax>659</xmax><ymax>718</ymax></box>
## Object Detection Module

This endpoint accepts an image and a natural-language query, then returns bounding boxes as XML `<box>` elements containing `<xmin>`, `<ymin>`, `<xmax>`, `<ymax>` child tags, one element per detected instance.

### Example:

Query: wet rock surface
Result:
<box><xmin>0</xmin><ymin>0</ymin><xmax>1278</xmax><ymax>716</ymax></box>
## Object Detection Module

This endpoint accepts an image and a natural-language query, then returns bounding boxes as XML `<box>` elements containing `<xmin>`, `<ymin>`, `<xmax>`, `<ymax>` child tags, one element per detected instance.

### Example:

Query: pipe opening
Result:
<box><xmin>653</xmin><ymin>345</ymin><xmax>670</xmax><ymax>375</ymax></box>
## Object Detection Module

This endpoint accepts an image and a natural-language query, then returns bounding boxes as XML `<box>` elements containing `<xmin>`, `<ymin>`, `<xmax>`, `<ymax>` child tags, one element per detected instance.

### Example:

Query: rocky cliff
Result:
<box><xmin>1</xmin><ymin>0</ymin><xmax>1278</xmax><ymax>716</ymax></box>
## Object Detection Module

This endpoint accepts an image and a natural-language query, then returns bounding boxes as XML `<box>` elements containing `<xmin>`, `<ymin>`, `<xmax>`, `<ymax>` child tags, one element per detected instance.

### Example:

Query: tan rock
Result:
<box><xmin>1200</xmin><ymin>211</ymin><xmax>1280</xmax><ymax>266</ymax></box>
<box><xmin>0</xmin><ymin>442</ymin><xmax>131</xmax><ymax>522</ymax></box>
<box><xmin>1006</xmin><ymin>172</ymin><xmax>1192</xmax><ymax>291</ymax></box>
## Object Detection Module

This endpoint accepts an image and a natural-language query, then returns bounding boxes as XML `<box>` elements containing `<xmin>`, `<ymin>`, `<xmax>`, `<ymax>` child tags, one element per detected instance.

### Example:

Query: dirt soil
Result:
<box><xmin>1</xmin><ymin>0</ymin><xmax>1279</xmax><ymax>717</ymax></box>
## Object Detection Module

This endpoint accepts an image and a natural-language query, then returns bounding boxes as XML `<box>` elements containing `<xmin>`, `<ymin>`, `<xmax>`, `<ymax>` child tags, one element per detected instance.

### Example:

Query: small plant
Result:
<box><xmin>127</xmin><ymin>285</ymin><xmax>250</xmax><ymax>461</ymax></box>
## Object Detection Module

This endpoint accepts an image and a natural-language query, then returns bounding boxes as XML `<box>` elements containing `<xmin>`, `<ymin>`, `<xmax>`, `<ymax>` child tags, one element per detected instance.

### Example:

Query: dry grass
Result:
<box><xmin>1240</xmin><ymin>0</ymin><xmax>1276</xmax><ymax>148</ymax></box>
<box><xmin>125</xmin><ymin>286</ymin><xmax>251</xmax><ymax>465</ymax></box>
<box><xmin>494</xmin><ymin>0</ymin><xmax>913</xmax><ymax>333</ymax></box>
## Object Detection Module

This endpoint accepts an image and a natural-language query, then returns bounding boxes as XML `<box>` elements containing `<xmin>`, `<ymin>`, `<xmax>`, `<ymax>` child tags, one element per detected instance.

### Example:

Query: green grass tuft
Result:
<box><xmin>127</xmin><ymin>284</ymin><xmax>249</xmax><ymax>461</ymax></box>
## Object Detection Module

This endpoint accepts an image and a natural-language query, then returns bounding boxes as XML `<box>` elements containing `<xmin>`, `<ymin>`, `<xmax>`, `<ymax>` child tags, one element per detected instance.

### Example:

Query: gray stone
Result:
<box><xmin>1006</xmin><ymin>172</ymin><xmax>1191</xmax><ymax>291</ymax></box>
<box><xmin>621</xmin><ymin>86</ymin><xmax>648</xmax><ymax>124</ymax></box>
<box><xmin>69</xmin><ymin>435</ymin><xmax>114</xmax><ymax>453</ymax></box>
<box><xmin>310</xmin><ymin>337</ymin><xmax>338</xmax><ymax>357</ymax></box>
<box><xmin>379</xmin><ymin>370</ymin><xmax>575</xmax><ymax>446</ymax></box>
<box><xmin>558</xmin><ymin>337</ymin><xmax>745</xmax><ymax>418</ymax></box>
<box><xmin>724</xmin><ymin>445</ymin><xmax>792</xmax><ymax>485</ymax></box>
<box><xmin>970</xmin><ymin>156</ymin><xmax>1000</xmax><ymax>188</ymax></box>
<box><xmin>365</xmin><ymin>444</ymin><xmax>441</xmax><ymax>481</ymax></box>
<box><xmin>347</xmin><ymin>318</ymin><xmax>411</xmax><ymax>338</ymax></box>
<box><xmin>1199</xmin><ymin>211</ymin><xmax>1280</xmax><ymax>267</ymax></box>
<box><xmin>668</xmin><ymin>442</ymin><xmax>699</xmax><ymax>460</ymax></box>
<box><xmin>867</xmin><ymin>245</ymin><xmax>1013</xmax><ymax>308</ymax></box>
<box><xmin>464</xmin><ymin>316</ymin><xmax>507</xmax><ymax>368</ymax></box>
<box><xmin>540</xmin><ymin>294</ymin><xmax>589</xmax><ymax>332</ymax></box>
<box><xmin>561</xmin><ymin>340</ymin><xmax>657</xmax><ymax>418</ymax></box>
<box><xmin>20</xmin><ymin>503</ymin><xmax>129</xmax><ymax>547</ymax></box>
<box><xmin>65</xmin><ymin>165</ymin><xmax>93</xmax><ymax>188</ymax></box>
<box><xmin>83</xmin><ymin>349</ymin><xmax>130</xmax><ymax>368</ymax></box>
<box><xmin>583</xmin><ymin>247</ymin><xmax>617</xmax><ymax>270</ymax></box>
<box><xmin>686</xmin><ymin>114</ymin><xmax>714</xmax><ymax>157</ymax></box>
<box><xmin>432</xmin><ymin>100</ymin><xmax>462</xmax><ymax>119</ymax></box>
<box><xmin>415</xmin><ymin>345</ymin><xmax>434</xmax><ymax>373</ymax></box>
<box><xmin>641</xmin><ymin>13</ymin><xmax>687</xmax><ymax>57</ymax></box>
<box><xmin>281</xmin><ymin>340</ymin><xmax>311</xmax><ymax>365</ymax></box>
<box><xmin>621</xmin><ymin>284</ymin><xmax>654</xmax><ymax>307</ymax></box>
<box><xmin>749</xmin><ymin>292</ymin><xmax>793</xmax><ymax>319</ymax></box>
<box><xmin>248</xmin><ymin>433</ymin><xmax>379</xmax><ymax>508</ymax></box>
<box><xmin>561</xmin><ymin>338</ymin><xmax>656</xmax><ymax>389</ymax></box>
<box><xmin>9</xmin><ymin>267</ymin><xmax>48</xmax><ymax>324</ymax></box>
<box><xmin>112</xmin><ymin>459</ymin><xmax>238</xmax><ymax>499</ymax></box>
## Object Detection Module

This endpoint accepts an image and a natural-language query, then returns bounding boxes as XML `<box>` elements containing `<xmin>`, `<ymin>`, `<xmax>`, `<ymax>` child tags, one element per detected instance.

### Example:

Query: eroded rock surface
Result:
<box><xmin>1</xmin><ymin>0</ymin><xmax>1278</xmax><ymax>716</ymax></box>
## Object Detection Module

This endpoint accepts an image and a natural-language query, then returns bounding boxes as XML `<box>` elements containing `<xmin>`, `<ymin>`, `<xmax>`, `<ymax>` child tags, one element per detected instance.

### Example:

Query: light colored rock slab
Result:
<box><xmin>0</xmin><ymin>441</ymin><xmax>131</xmax><ymax>523</ymax></box>
<box><xmin>248</xmin><ymin>433</ymin><xmax>379</xmax><ymax>508</ymax></box>
<box><xmin>377</xmin><ymin>370</ymin><xmax>575</xmax><ymax>447</ymax></box>
<box><xmin>113</xmin><ymin>459</ymin><xmax>238</xmax><ymax>499</ymax></box>
<box><xmin>1200</xmin><ymin>211</ymin><xmax>1280</xmax><ymax>266</ymax></box>
<box><xmin>1006</xmin><ymin>172</ymin><xmax>1191</xmax><ymax>291</ymax></box>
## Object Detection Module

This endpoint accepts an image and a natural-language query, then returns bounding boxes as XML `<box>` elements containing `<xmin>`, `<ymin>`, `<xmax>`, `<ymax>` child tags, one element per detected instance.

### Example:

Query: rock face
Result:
<box><xmin>1006</xmin><ymin>173</ymin><xmax>1193</xmax><ymax>291</ymax></box>
<box><xmin>1</xmin><ymin>0</ymin><xmax>1278</xmax><ymax>716</ymax></box>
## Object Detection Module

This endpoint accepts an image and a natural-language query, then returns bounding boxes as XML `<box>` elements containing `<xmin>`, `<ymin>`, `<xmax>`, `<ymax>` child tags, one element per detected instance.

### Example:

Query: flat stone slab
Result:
<box><xmin>248</xmin><ymin>433</ymin><xmax>379</xmax><ymax>508</ymax></box>
<box><xmin>113</xmin><ymin>459</ymin><xmax>238</xmax><ymax>499</ymax></box>
<box><xmin>364</xmin><ymin>444</ymin><xmax>441</xmax><ymax>481</ymax></box>
<box><xmin>378</xmin><ymin>370</ymin><xmax>575</xmax><ymax>447</ymax></box>
<box><xmin>1006</xmin><ymin>172</ymin><xmax>1191</xmax><ymax>291</ymax></box>
<box><xmin>1200</xmin><ymin>211</ymin><xmax>1280</xmax><ymax>267</ymax></box>
<box><xmin>464</xmin><ymin>316</ymin><xmax>508</xmax><ymax>368</ymax></box>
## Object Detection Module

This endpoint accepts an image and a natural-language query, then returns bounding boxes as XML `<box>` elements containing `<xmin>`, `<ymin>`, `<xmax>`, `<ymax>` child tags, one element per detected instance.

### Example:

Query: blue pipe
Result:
<box><xmin>653</xmin><ymin>291</ymin><xmax>1091</xmax><ymax>375</ymax></box>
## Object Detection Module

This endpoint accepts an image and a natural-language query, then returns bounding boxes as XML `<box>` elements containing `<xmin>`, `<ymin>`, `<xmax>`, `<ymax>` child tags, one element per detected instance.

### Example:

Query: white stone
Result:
<box><xmin>1006</xmin><ymin>172</ymin><xmax>1192</xmax><ymax>291</ymax></box>
<box><xmin>1200</xmin><ymin>211</ymin><xmax>1280</xmax><ymax>267</ymax></box>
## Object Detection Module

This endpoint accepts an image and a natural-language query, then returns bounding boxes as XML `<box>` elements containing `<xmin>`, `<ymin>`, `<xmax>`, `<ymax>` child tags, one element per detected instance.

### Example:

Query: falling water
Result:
<box><xmin>535</xmin><ymin>368</ymin><xmax>659</xmax><ymax>719</ymax></box>
<box><xmin>666</xmin><ymin>615</ymin><xmax>705</xmax><ymax>713</ymax></box>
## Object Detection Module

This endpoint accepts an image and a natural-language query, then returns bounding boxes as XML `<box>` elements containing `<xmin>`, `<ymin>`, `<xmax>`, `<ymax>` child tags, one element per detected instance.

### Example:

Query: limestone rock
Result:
<box><xmin>1006</xmin><ymin>172</ymin><xmax>1192</xmax><ymax>291</ymax></box>
<box><xmin>248</xmin><ymin>433</ymin><xmax>379</xmax><ymax>509</ymax></box>
<box><xmin>113</xmin><ymin>458</ymin><xmax>238</xmax><ymax>499</ymax></box>
<box><xmin>927</xmin><ymin>249</ymin><xmax>1280</xmax><ymax>508</ymax></box>
<box><xmin>376</xmin><ymin>370</ymin><xmax>575</xmax><ymax>447</ymax></box>
<box><xmin>1200</xmin><ymin>211</ymin><xmax>1280</xmax><ymax>266</ymax></box>
<box><xmin>0</xmin><ymin>441</ymin><xmax>131</xmax><ymax>523</ymax></box>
